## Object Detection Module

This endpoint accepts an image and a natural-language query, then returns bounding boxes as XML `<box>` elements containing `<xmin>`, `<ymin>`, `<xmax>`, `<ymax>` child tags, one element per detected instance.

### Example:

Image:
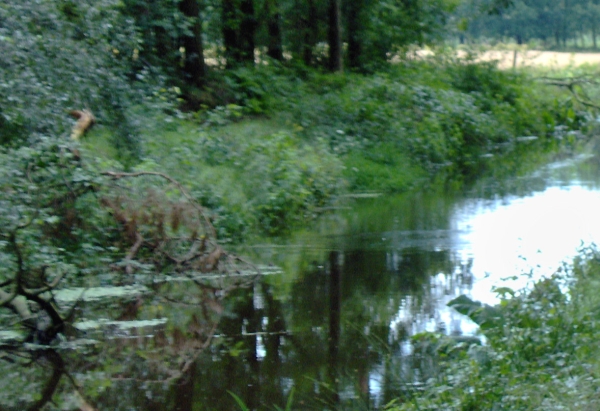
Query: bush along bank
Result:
<box><xmin>132</xmin><ymin>59</ymin><xmax>594</xmax><ymax>240</ymax></box>
<box><xmin>387</xmin><ymin>246</ymin><xmax>600</xmax><ymax>411</ymax></box>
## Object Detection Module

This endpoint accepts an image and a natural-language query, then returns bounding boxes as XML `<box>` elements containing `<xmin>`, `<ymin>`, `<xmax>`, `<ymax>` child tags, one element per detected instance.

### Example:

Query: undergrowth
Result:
<box><xmin>390</xmin><ymin>246</ymin><xmax>600</xmax><ymax>411</ymax></box>
<box><xmin>84</xmin><ymin>59</ymin><xmax>592</xmax><ymax>239</ymax></box>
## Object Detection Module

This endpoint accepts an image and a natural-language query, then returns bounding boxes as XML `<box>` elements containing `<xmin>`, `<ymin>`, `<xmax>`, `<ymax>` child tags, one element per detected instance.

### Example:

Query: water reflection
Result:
<box><xmin>4</xmin><ymin>150</ymin><xmax>600</xmax><ymax>409</ymax></box>
<box><xmin>218</xmin><ymin>147</ymin><xmax>600</xmax><ymax>408</ymax></box>
<box><xmin>459</xmin><ymin>185</ymin><xmax>600</xmax><ymax>304</ymax></box>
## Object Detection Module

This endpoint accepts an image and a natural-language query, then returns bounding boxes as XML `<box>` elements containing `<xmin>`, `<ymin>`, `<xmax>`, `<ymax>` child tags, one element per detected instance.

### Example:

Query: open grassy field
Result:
<box><xmin>474</xmin><ymin>50</ymin><xmax>600</xmax><ymax>69</ymax></box>
<box><xmin>413</xmin><ymin>48</ymin><xmax>600</xmax><ymax>68</ymax></box>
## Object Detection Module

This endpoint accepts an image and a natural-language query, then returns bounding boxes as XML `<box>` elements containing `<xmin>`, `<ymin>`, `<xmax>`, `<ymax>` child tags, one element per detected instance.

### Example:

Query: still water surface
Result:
<box><xmin>209</xmin><ymin>148</ymin><xmax>600</xmax><ymax>409</ymax></box>
<box><xmin>5</xmin><ymin>149</ymin><xmax>600</xmax><ymax>410</ymax></box>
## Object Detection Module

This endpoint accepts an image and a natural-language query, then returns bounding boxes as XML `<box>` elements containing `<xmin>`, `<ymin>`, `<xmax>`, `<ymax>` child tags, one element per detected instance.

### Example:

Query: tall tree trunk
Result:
<box><xmin>222</xmin><ymin>0</ymin><xmax>240</xmax><ymax>67</ymax></box>
<box><xmin>265</xmin><ymin>0</ymin><xmax>283</xmax><ymax>60</ymax></box>
<box><xmin>347</xmin><ymin>0</ymin><xmax>364</xmax><ymax>70</ymax></box>
<box><xmin>174</xmin><ymin>361</ymin><xmax>196</xmax><ymax>411</ymax></box>
<box><xmin>179</xmin><ymin>0</ymin><xmax>205</xmax><ymax>87</ymax></box>
<box><xmin>563</xmin><ymin>0</ymin><xmax>569</xmax><ymax>47</ymax></box>
<box><xmin>593</xmin><ymin>23</ymin><xmax>597</xmax><ymax>49</ymax></box>
<box><xmin>328</xmin><ymin>0</ymin><xmax>342</xmax><ymax>72</ymax></box>
<box><xmin>302</xmin><ymin>0</ymin><xmax>318</xmax><ymax>66</ymax></box>
<box><xmin>239</xmin><ymin>0</ymin><xmax>256</xmax><ymax>64</ymax></box>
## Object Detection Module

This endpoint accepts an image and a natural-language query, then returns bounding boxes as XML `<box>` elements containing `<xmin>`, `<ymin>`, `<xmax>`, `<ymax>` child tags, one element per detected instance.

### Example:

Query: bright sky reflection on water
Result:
<box><xmin>455</xmin><ymin>184</ymin><xmax>600</xmax><ymax>305</ymax></box>
<box><xmin>388</xmin><ymin>153</ymin><xmax>600</xmax><ymax>340</ymax></box>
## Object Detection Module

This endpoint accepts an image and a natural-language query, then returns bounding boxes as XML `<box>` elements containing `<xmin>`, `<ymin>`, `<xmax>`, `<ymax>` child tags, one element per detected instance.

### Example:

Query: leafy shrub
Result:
<box><xmin>0</xmin><ymin>0</ymin><xmax>176</xmax><ymax>164</ymax></box>
<box><xmin>393</xmin><ymin>248</ymin><xmax>600</xmax><ymax>411</ymax></box>
<box><xmin>447</xmin><ymin>61</ymin><xmax>522</xmax><ymax>109</ymax></box>
<box><xmin>240</xmin><ymin>132</ymin><xmax>344</xmax><ymax>234</ymax></box>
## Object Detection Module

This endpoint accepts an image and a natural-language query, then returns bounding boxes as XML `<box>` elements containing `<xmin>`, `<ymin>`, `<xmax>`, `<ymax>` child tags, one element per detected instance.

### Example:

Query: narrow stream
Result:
<box><xmin>4</xmin><ymin>146</ymin><xmax>600</xmax><ymax>410</ymax></box>
<box><xmin>199</xmin><ymin>146</ymin><xmax>600</xmax><ymax>409</ymax></box>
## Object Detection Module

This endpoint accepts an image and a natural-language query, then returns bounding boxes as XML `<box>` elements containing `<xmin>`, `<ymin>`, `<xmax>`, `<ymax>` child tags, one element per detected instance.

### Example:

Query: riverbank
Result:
<box><xmin>86</xmin><ymin>59</ymin><xmax>592</xmax><ymax>241</ymax></box>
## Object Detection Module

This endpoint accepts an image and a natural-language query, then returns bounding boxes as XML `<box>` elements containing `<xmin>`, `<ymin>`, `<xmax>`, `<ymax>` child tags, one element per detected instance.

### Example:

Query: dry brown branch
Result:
<box><xmin>69</xmin><ymin>110</ymin><xmax>96</xmax><ymax>140</ymax></box>
<box><xmin>125</xmin><ymin>233</ymin><xmax>145</xmax><ymax>275</ymax></box>
<box><xmin>101</xmin><ymin>171</ymin><xmax>216</xmax><ymax>239</ymax></box>
<box><xmin>538</xmin><ymin>76</ymin><xmax>600</xmax><ymax>110</ymax></box>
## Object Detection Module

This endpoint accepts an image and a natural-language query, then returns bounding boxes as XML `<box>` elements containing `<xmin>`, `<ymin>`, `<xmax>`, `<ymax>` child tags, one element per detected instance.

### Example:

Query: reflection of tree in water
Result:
<box><xmin>3</xmin><ymin>220</ymin><xmax>479</xmax><ymax>410</ymax></box>
<box><xmin>0</xmin><ymin>347</ymin><xmax>96</xmax><ymax>411</ymax></box>
<box><xmin>0</xmin><ymin>271</ymin><xmax>253</xmax><ymax>410</ymax></box>
<box><xmin>184</xmin><ymin>240</ymin><xmax>476</xmax><ymax>410</ymax></box>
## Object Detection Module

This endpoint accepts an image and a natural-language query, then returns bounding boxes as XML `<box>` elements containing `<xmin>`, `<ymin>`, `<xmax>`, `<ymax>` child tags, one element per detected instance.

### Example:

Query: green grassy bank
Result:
<box><xmin>86</xmin><ymin>59</ymin><xmax>592</xmax><ymax>241</ymax></box>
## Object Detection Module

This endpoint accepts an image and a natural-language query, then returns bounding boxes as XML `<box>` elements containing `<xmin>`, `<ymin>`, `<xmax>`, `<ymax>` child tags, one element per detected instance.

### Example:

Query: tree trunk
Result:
<box><xmin>593</xmin><ymin>23</ymin><xmax>597</xmax><ymax>49</ymax></box>
<box><xmin>302</xmin><ymin>0</ymin><xmax>318</xmax><ymax>66</ymax></box>
<box><xmin>328</xmin><ymin>0</ymin><xmax>342</xmax><ymax>72</ymax></box>
<box><xmin>563</xmin><ymin>0</ymin><xmax>569</xmax><ymax>47</ymax></box>
<box><xmin>239</xmin><ymin>0</ymin><xmax>256</xmax><ymax>64</ymax></box>
<box><xmin>222</xmin><ymin>0</ymin><xmax>240</xmax><ymax>67</ymax></box>
<box><xmin>179</xmin><ymin>0</ymin><xmax>205</xmax><ymax>87</ymax></box>
<box><xmin>347</xmin><ymin>0</ymin><xmax>363</xmax><ymax>70</ymax></box>
<box><xmin>516</xmin><ymin>34</ymin><xmax>523</xmax><ymax>45</ymax></box>
<box><xmin>265</xmin><ymin>0</ymin><xmax>283</xmax><ymax>60</ymax></box>
<box><xmin>174</xmin><ymin>361</ymin><xmax>196</xmax><ymax>411</ymax></box>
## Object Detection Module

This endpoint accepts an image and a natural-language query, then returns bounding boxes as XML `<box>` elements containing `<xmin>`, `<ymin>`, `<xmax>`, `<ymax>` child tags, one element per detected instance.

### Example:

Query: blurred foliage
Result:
<box><xmin>0</xmin><ymin>0</ymin><xmax>175</xmax><ymax>164</ymax></box>
<box><xmin>457</xmin><ymin>0</ymin><xmax>600</xmax><ymax>49</ymax></box>
<box><xmin>0</xmin><ymin>138</ymin><xmax>109</xmax><ymax>282</ymax></box>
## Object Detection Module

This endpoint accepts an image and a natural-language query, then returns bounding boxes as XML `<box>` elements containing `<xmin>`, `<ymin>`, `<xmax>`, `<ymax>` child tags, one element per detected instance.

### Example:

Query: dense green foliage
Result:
<box><xmin>126</xmin><ymin>60</ymin><xmax>588</xmax><ymax>238</ymax></box>
<box><xmin>391</xmin><ymin>247</ymin><xmax>600</xmax><ymax>410</ymax></box>
<box><xmin>0</xmin><ymin>0</ymin><xmax>152</xmax><ymax>164</ymax></box>
<box><xmin>2</xmin><ymin>0</ymin><xmax>591</xmax><ymax>240</ymax></box>
<box><xmin>4</xmin><ymin>0</ymin><xmax>600</xmax><ymax>409</ymax></box>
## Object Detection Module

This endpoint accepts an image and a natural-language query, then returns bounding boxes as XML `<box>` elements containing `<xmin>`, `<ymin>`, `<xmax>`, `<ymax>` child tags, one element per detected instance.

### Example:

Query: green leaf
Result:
<box><xmin>448</xmin><ymin>294</ymin><xmax>502</xmax><ymax>329</ymax></box>
<box><xmin>228</xmin><ymin>391</ymin><xmax>250</xmax><ymax>411</ymax></box>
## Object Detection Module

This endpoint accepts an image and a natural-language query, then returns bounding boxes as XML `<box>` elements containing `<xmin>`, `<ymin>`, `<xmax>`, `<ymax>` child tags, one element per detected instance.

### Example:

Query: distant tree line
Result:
<box><xmin>460</xmin><ymin>0</ymin><xmax>600</xmax><ymax>48</ymax></box>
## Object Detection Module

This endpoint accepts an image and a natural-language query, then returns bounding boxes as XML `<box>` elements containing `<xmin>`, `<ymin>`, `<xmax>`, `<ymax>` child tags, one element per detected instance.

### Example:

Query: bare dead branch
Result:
<box><xmin>100</xmin><ymin>171</ymin><xmax>217</xmax><ymax>239</ymax></box>
<box><xmin>0</xmin><ymin>279</ymin><xmax>13</xmax><ymax>288</ymax></box>
<box><xmin>22</xmin><ymin>267</ymin><xmax>68</xmax><ymax>295</ymax></box>
<box><xmin>538</xmin><ymin>76</ymin><xmax>600</xmax><ymax>110</ymax></box>
<box><xmin>125</xmin><ymin>233</ymin><xmax>145</xmax><ymax>274</ymax></box>
<box><xmin>0</xmin><ymin>288</ymin><xmax>18</xmax><ymax>308</ymax></box>
<box><xmin>69</xmin><ymin>109</ymin><xmax>96</xmax><ymax>141</ymax></box>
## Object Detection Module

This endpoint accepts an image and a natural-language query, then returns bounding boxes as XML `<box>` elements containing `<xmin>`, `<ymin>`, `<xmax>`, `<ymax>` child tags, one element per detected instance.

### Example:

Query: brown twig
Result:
<box><xmin>538</xmin><ymin>76</ymin><xmax>600</xmax><ymax>110</ymax></box>
<box><xmin>125</xmin><ymin>232</ymin><xmax>145</xmax><ymax>274</ymax></box>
